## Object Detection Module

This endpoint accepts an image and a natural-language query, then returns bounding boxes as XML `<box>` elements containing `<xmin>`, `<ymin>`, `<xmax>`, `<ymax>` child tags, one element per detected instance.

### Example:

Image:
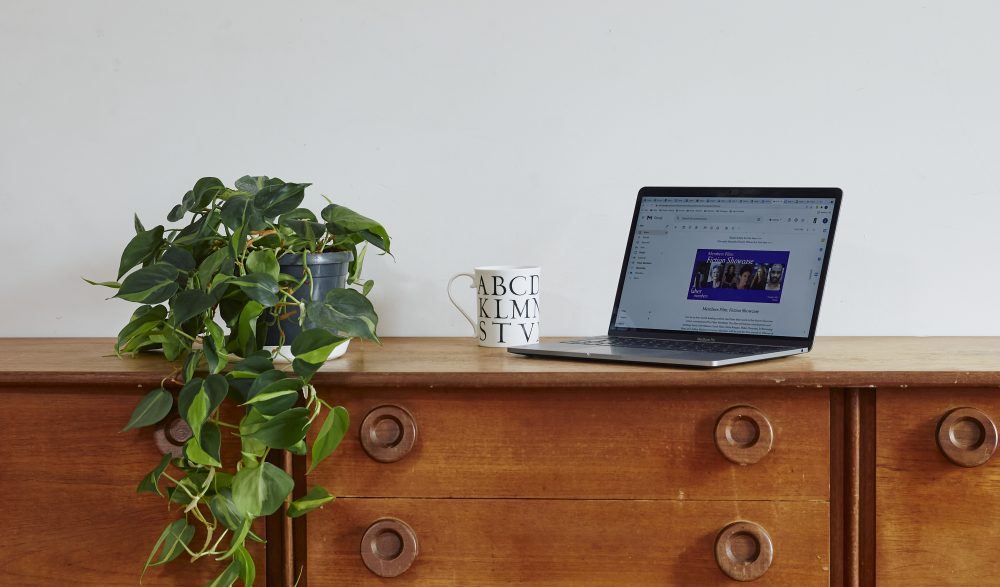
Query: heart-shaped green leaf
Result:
<box><xmin>322</xmin><ymin>204</ymin><xmax>390</xmax><ymax>253</ymax></box>
<box><xmin>305</xmin><ymin>288</ymin><xmax>380</xmax><ymax>343</ymax></box>
<box><xmin>116</xmin><ymin>263</ymin><xmax>180</xmax><ymax>304</ymax></box>
<box><xmin>254</xmin><ymin>181</ymin><xmax>309</xmax><ymax>218</ymax></box>
<box><xmin>184</xmin><ymin>423</ymin><xmax>222</xmax><ymax>468</ymax></box>
<box><xmin>243</xmin><ymin>407</ymin><xmax>310</xmax><ymax>449</ymax></box>
<box><xmin>229</xmin><ymin>274</ymin><xmax>280</xmax><ymax>307</ymax></box>
<box><xmin>232</xmin><ymin>461</ymin><xmax>294</xmax><ymax>517</ymax></box>
<box><xmin>122</xmin><ymin>387</ymin><xmax>173</xmax><ymax>432</ymax></box>
<box><xmin>115</xmin><ymin>304</ymin><xmax>168</xmax><ymax>354</ymax></box>
<box><xmin>246</xmin><ymin>249</ymin><xmax>280</xmax><ymax>281</ymax></box>
<box><xmin>291</xmin><ymin>328</ymin><xmax>348</xmax><ymax>364</ymax></box>
<box><xmin>208</xmin><ymin>490</ymin><xmax>246</xmax><ymax>533</ymax></box>
<box><xmin>309</xmin><ymin>405</ymin><xmax>349</xmax><ymax>474</ymax></box>
<box><xmin>171</xmin><ymin>290</ymin><xmax>215</xmax><ymax>325</ymax></box>
<box><xmin>118</xmin><ymin>225</ymin><xmax>164</xmax><ymax>279</ymax></box>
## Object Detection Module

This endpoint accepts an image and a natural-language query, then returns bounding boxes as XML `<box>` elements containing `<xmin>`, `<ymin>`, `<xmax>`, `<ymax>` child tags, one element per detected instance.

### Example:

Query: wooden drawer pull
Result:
<box><xmin>714</xmin><ymin>405</ymin><xmax>773</xmax><ymax>465</ymax></box>
<box><xmin>361</xmin><ymin>518</ymin><xmax>419</xmax><ymax>577</ymax></box>
<box><xmin>715</xmin><ymin>521</ymin><xmax>773</xmax><ymax>581</ymax></box>
<box><xmin>937</xmin><ymin>407</ymin><xmax>998</xmax><ymax>467</ymax></box>
<box><xmin>360</xmin><ymin>405</ymin><xmax>418</xmax><ymax>463</ymax></box>
<box><xmin>153</xmin><ymin>416</ymin><xmax>191</xmax><ymax>458</ymax></box>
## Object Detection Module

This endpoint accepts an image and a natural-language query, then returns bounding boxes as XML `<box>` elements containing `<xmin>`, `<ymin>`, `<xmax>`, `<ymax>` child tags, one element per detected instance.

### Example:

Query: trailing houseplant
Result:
<box><xmin>88</xmin><ymin>175</ymin><xmax>391</xmax><ymax>585</ymax></box>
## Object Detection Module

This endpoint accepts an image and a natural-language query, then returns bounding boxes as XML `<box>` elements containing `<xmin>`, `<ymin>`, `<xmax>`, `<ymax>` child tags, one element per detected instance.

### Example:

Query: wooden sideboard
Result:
<box><xmin>1</xmin><ymin>337</ymin><xmax>999</xmax><ymax>586</ymax></box>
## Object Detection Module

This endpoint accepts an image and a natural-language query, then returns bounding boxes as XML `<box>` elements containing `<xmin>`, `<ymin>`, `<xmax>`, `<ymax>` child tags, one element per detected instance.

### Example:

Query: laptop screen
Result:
<box><xmin>611</xmin><ymin>192</ymin><xmax>838</xmax><ymax>339</ymax></box>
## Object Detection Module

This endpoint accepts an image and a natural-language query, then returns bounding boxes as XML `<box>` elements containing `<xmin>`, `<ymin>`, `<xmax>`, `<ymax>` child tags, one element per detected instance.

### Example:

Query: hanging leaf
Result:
<box><xmin>118</xmin><ymin>225</ymin><xmax>165</xmax><ymax>279</ymax></box>
<box><xmin>204</xmin><ymin>561</ymin><xmax>240</xmax><ymax>587</ymax></box>
<box><xmin>136</xmin><ymin>453</ymin><xmax>173</xmax><ymax>496</ymax></box>
<box><xmin>234</xmin><ymin>175</ymin><xmax>266</xmax><ymax>195</ymax></box>
<box><xmin>143</xmin><ymin>519</ymin><xmax>195</xmax><ymax>576</ymax></box>
<box><xmin>182</xmin><ymin>350</ymin><xmax>202</xmax><ymax>382</ymax></box>
<box><xmin>229</xmin><ymin>351</ymin><xmax>274</xmax><ymax>379</ymax></box>
<box><xmin>187</xmin><ymin>177</ymin><xmax>225</xmax><ymax>211</ymax></box>
<box><xmin>209</xmin><ymin>490</ymin><xmax>246</xmax><ymax>533</ymax></box>
<box><xmin>246</xmin><ymin>250</ymin><xmax>280</xmax><ymax>282</ymax></box>
<box><xmin>292</xmin><ymin>358</ymin><xmax>323</xmax><ymax>381</ymax></box>
<box><xmin>115</xmin><ymin>263</ymin><xmax>180</xmax><ymax>304</ymax></box>
<box><xmin>227</xmin><ymin>301</ymin><xmax>265</xmax><ymax>357</ymax></box>
<box><xmin>290</xmin><ymin>328</ymin><xmax>348</xmax><ymax>364</ymax></box>
<box><xmin>234</xmin><ymin>545</ymin><xmax>256</xmax><ymax>586</ymax></box>
<box><xmin>185</xmin><ymin>424</ymin><xmax>222</xmax><ymax>468</ymax></box>
<box><xmin>305</xmin><ymin>288</ymin><xmax>380</xmax><ymax>343</ymax></box>
<box><xmin>167</xmin><ymin>203</ymin><xmax>186</xmax><ymax>222</ymax></box>
<box><xmin>243</xmin><ymin>407</ymin><xmax>310</xmax><ymax>449</ymax></box>
<box><xmin>115</xmin><ymin>305</ymin><xmax>168</xmax><ymax>354</ymax></box>
<box><xmin>232</xmin><ymin>461</ymin><xmax>295</xmax><ymax>517</ymax></box>
<box><xmin>162</xmin><ymin>246</ymin><xmax>196</xmax><ymax>272</ymax></box>
<box><xmin>254</xmin><ymin>181</ymin><xmax>309</xmax><ymax>219</ymax></box>
<box><xmin>122</xmin><ymin>387</ymin><xmax>173</xmax><ymax>432</ymax></box>
<box><xmin>204</xmin><ymin>320</ymin><xmax>228</xmax><ymax>375</ymax></box>
<box><xmin>185</xmin><ymin>388</ymin><xmax>210</xmax><ymax>443</ymax></box>
<box><xmin>83</xmin><ymin>277</ymin><xmax>121</xmax><ymax>289</ymax></box>
<box><xmin>177</xmin><ymin>377</ymin><xmax>204</xmax><ymax>425</ymax></box>
<box><xmin>197</xmin><ymin>247</ymin><xmax>234</xmax><ymax>288</ymax></box>
<box><xmin>171</xmin><ymin>290</ymin><xmax>215</xmax><ymax>325</ymax></box>
<box><xmin>322</xmin><ymin>204</ymin><xmax>390</xmax><ymax>254</ymax></box>
<box><xmin>240</xmin><ymin>370</ymin><xmax>297</xmax><ymax>415</ymax></box>
<box><xmin>229</xmin><ymin>274</ymin><xmax>280</xmax><ymax>307</ymax></box>
<box><xmin>309</xmin><ymin>406</ymin><xmax>349</xmax><ymax>474</ymax></box>
<box><xmin>287</xmin><ymin>486</ymin><xmax>335</xmax><ymax>518</ymax></box>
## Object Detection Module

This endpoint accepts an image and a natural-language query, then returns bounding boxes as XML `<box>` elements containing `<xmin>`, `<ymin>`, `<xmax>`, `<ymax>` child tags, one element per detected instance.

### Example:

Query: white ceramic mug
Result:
<box><xmin>447</xmin><ymin>266</ymin><xmax>540</xmax><ymax>347</ymax></box>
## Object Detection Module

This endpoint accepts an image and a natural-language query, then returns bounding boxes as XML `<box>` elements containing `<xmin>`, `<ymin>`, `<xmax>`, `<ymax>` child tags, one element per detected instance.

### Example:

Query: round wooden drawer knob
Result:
<box><xmin>937</xmin><ymin>407</ymin><xmax>998</xmax><ymax>468</ymax></box>
<box><xmin>715</xmin><ymin>405</ymin><xmax>773</xmax><ymax>465</ymax></box>
<box><xmin>361</xmin><ymin>518</ymin><xmax>419</xmax><ymax>577</ymax></box>
<box><xmin>360</xmin><ymin>405</ymin><xmax>418</xmax><ymax>463</ymax></box>
<box><xmin>715</xmin><ymin>521</ymin><xmax>774</xmax><ymax>582</ymax></box>
<box><xmin>153</xmin><ymin>416</ymin><xmax>192</xmax><ymax>458</ymax></box>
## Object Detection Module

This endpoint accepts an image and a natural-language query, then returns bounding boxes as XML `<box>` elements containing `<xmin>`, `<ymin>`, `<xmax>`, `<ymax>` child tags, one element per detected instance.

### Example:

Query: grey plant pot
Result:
<box><xmin>263</xmin><ymin>250</ymin><xmax>354</xmax><ymax>348</ymax></box>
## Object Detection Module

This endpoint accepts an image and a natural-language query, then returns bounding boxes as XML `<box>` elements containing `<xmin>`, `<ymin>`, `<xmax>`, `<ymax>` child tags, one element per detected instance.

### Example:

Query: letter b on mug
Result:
<box><xmin>448</xmin><ymin>266</ymin><xmax>540</xmax><ymax>347</ymax></box>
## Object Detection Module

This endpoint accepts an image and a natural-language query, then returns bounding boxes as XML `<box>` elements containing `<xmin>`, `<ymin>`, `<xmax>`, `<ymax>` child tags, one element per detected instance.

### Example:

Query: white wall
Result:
<box><xmin>2</xmin><ymin>1</ymin><xmax>998</xmax><ymax>337</ymax></box>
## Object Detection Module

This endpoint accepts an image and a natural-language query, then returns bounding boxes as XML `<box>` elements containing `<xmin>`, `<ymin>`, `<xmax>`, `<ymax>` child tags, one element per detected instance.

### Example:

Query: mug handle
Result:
<box><xmin>447</xmin><ymin>273</ymin><xmax>477</xmax><ymax>336</ymax></box>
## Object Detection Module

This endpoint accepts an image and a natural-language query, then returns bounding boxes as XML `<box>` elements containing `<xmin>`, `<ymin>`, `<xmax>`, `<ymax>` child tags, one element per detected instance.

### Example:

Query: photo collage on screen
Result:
<box><xmin>687</xmin><ymin>249</ymin><xmax>789</xmax><ymax>304</ymax></box>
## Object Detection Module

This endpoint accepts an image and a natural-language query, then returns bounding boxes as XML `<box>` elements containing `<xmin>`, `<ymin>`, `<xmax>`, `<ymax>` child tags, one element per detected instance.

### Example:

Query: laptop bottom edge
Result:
<box><xmin>507</xmin><ymin>344</ymin><xmax>809</xmax><ymax>368</ymax></box>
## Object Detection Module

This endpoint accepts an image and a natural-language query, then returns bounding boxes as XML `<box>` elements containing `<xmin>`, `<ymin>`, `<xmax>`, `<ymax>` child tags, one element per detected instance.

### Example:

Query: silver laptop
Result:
<box><xmin>508</xmin><ymin>187</ymin><xmax>842</xmax><ymax>367</ymax></box>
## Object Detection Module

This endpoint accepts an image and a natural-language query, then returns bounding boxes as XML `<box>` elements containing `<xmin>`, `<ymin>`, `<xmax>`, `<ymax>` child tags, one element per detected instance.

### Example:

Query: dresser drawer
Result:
<box><xmin>306</xmin><ymin>497</ymin><xmax>828</xmax><ymax>586</ymax></box>
<box><xmin>0</xmin><ymin>386</ymin><xmax>266</xmax><ymax>586</ymax></box>
<box><xmin>876</xmin><ymin>388</ymin><xmax>1000</xmax><ymax>585</ymax></box>
<box><xmin>315</xmin><ymin>387</ymin><xmax>830</xmax><ymax>500</ymax></box>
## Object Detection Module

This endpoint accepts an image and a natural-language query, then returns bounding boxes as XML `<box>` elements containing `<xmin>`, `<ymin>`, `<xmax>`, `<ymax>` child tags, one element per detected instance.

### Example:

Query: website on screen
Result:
<box><xmin>613</xmin><ymin>196</ymin><xmax>835</xmax><ymax>338</ymax></box>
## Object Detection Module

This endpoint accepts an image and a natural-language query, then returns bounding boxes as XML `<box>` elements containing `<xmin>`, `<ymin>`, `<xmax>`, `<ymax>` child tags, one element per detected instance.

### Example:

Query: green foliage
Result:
<box><xmin>121</xmin><ymin>387</ymin><xmax>173</xmax><ymax>432</ymax></box>
<box><xmin>91</xmin><ymin>175</ymin><xmax>392</xmax><ymax>583</ymax></box>
<box><xmin>287</xmin><ymin>486</ymin><xmax>335</xmax><ymax>518</ymax></box>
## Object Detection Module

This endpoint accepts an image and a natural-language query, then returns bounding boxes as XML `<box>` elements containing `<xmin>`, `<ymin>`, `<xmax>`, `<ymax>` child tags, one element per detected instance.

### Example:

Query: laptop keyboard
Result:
<box><xmin>562</xmin><ymin>337</ymin><xmax>789</xmax><ymax>356</ymax></box>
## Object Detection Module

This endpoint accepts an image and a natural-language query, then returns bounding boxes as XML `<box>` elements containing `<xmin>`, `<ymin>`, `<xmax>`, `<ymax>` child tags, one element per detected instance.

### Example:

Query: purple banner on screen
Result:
<box><xmin>687</xmin><ymin>249</ymin><xmax>790</xmax><ymax>303</ymax></box>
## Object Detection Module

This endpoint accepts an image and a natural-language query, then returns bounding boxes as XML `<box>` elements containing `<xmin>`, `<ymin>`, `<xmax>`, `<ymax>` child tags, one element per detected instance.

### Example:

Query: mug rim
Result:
<box><xmin>474</xmin><ymin>265</ymin><xmax>540</xmax><ymax>271</ymax></box>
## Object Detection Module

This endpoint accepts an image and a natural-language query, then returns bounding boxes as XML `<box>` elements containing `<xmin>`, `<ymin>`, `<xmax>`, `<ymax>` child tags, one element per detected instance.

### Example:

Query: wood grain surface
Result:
<box><xmin>0</xmin><ymin>385</ymin><xmax>265</xmax><ymax>586</ymax></box>
<box><xmin>311</xmin><ymin>387</ymin><xmax>830</xmax><ymax>500</ymax></box>
<box><xmin>306</xmin><ymin>498</ymin><xmax>830</xmax><ymax>586</ymax></box>
<box><xmin>2</xmin><ymin>337</ymin><xmax>1000</xmax><ymax>389</ymax></box>
<box><xmin>876</xmin><ymin>388</ymin><xmax>1000</xmax><ymax>585</ymax></box>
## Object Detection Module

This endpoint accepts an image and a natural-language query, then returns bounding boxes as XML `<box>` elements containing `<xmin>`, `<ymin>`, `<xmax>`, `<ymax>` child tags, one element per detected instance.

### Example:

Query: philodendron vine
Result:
<box><xmin>89</xmin><ymin>175</ymin><xmax>390</xmax><ymax>585</ymax></box>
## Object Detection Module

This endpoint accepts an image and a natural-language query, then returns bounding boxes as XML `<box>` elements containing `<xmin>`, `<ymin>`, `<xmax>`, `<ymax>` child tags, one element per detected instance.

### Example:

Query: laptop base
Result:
<box><xmin>508</xmin><ymin>341</ymin><xmax>807</xmax><ymax>368</ymax></box>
